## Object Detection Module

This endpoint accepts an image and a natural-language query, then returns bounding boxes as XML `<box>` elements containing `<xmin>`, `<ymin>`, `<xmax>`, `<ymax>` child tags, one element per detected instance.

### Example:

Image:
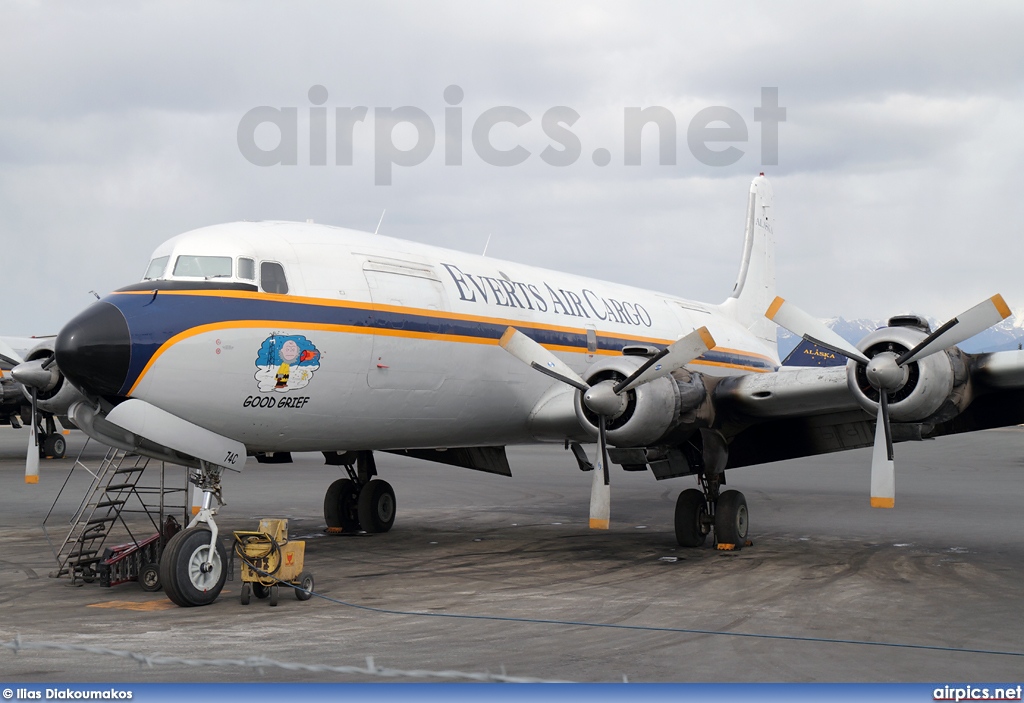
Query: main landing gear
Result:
<box><xmin>21</xmin><ymin>408</ymin><xmax>67</xmax><ymax>459</ymax></box>
<box><xmin>160</xmin><ymin>462</ymin><xmax>228</xmax><ymax>607</ymax></box>
<box><xmin>674</xmin><ymin>472</ymin><xmax>748</xmax><ymax>549</ymax></box>
<box><xmin>323</xmin><ymin>451</ymin><xmax>396</xmax><ymax>534</ymax></box>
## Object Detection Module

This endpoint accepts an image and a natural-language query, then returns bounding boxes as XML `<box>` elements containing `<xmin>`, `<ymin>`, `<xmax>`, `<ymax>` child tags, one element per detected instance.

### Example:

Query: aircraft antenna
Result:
<box><xmin>482</xmin><ymin>233</ymin><xmax>492</xmax><ymax>257</ymax></box>
<box><xmin>374</xmin><ymin>209</ymin><xmax>386</xmax><ymax>235</ymax></box>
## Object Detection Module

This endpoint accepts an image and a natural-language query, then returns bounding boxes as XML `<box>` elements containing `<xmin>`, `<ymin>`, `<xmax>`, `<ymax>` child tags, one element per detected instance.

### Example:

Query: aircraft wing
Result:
<box><xmin>0</xmin><ymin>337</ymin><xmax>29</xmax><ymax>368</ymax></box>
<box><xmin>714</xmin><ymin>350</ymin><xmax>1024</xmax><ymax>469</ymax></box>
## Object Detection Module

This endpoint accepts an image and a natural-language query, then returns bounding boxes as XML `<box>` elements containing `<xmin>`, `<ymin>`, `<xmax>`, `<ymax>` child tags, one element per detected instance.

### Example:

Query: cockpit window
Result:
<box><xmin>143</xmin><ymin>256</ymin><xmax>169</xmax><ymax>280</ymax></box>
<box><xmin>260</xmin><ymin>261</ymin><xmax>289</xmax><ymax>294</ymax></box>
<box><xmin>173</xmin><ymin>255</ymin><xmax>233</xmax><ymax>278</ymax></box>
<box><xmin>238</xmin><ymin>257</ymin><xmax>256</xmax><ymax>281</ymax></box>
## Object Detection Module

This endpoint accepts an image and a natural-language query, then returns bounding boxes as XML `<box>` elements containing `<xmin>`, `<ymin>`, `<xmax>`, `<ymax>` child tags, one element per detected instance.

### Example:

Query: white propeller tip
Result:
<box><xmin>870</xmin><ymin>496</ymin><xmax>894</xmax><ymax>509</ymax></box>
<box><xmin>589</xmin><ymin>518</ymin><xmax>610</xmax><ymax>530</ymax></box>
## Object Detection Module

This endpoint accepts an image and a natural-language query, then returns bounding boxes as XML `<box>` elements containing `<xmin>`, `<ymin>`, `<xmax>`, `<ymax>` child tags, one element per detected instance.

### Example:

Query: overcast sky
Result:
<box><xmin>2</xmin><ymin>1</ymin><xmax>1023</xmax><ymax>336</ymax></box>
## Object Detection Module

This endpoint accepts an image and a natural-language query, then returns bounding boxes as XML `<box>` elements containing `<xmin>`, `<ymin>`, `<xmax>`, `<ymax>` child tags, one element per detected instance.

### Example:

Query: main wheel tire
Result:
<box><xmin>138</xmin><ymin>562</ymin><xmax>162</xmax><ymax>592</ymax></box>
<box><xmin>42</xmin><ymin>434</ymin><xmax>67</xmax><ymax>459</ymax></box>
<box><xmin>674</xmin><ymin>488</ymin><xmax>709</xmax><ymax>548</ymax></box>
<box><xmin>714</xmin><ymin>490</ymin><xmax>749</xmax><ymax>548</ymax></box>
<box><xmin>324</xmin><ymin>478</ymin><xmax>361</xmax><ymax>531</ymax></box>
<box><xmin>357</xmin><ymin>479</ymin><xmax>396</xmax><ymax>533</ymax></box>
<box><xmin>295</xmin><ymin>571</ymin><xmax>314</xmax><ymax>601</ymax></box>
<box><xmin>159</xmin><ymin>526</ymin><xmax>228</xmax><ymax>607</ymax></box>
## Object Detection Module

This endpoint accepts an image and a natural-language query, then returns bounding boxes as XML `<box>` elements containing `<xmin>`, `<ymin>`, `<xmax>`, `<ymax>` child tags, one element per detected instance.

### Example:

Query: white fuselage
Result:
<box><xmin>114</xmin><ymin>221</ymin><xmax>777</xmax><ymax>452</ymax></box>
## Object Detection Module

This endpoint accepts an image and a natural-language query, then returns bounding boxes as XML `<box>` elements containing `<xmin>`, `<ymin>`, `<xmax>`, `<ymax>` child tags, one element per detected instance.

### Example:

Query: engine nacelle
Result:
<box><xmin>573</xmin><ymin>356</ymin><xmax>709</xmax><ymax>447</ymax></box>
<box><xmin>21</xmin><ymin>341</ymin><xmax>86</xmax><ymax>416</ymax></box>
<box><xmin>845</xmin><ymin>323</ymin><xmax>969</xmax><ymax>424</ymax></box>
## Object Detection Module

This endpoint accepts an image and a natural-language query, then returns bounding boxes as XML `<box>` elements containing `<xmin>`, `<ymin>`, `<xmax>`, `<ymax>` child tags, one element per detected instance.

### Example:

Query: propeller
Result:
<box><xmin>25</xmin><ymin>387</ymin><xmax>39</xmax><ymax>484</ymax></box>
<box><xmin>500</xmin><ymin>325</ymin><xmax>716</xmax><ymax>529</ymax></box>
<box><xmin>10</xmin><ymin>357</ymin><xmax>59</xmax><ymax>485</ymax></box>
<box><xmin>767</xmin><ymin>294</ymin><xmax>1011</xmax><ymax>508</ymax></box>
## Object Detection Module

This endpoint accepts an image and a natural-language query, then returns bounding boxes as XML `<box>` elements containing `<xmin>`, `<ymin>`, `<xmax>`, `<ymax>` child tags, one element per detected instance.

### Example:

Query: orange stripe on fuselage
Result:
<box><xmin>115</xmin><ymin>290</ymin><xmax>777</xmax><ymax>395</ymax></box>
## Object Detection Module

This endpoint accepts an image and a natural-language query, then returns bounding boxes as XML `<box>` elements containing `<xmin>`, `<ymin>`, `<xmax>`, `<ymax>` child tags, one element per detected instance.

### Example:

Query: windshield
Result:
<box><xmin>172</xmin><ymin>255</ymin><xmax>233</xmax><ymax>278</ymax></box>
<box><xmin>143</xmin><ymin>256</ymin><xmax>169</xmax><ymax>280</ymax></box>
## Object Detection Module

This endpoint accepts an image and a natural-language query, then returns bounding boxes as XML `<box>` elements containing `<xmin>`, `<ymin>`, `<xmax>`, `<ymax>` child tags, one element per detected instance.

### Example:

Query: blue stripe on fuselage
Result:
<box><xmin>106</xmin><ymin>291</ymin><xmax>776</xmax><ymax>395</ymax></box>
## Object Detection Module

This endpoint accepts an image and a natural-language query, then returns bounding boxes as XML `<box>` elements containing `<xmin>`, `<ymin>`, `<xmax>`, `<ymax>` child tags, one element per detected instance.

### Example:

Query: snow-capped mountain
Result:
<box><xmin>776</xmin><ymin>309</ymin><xmax>1024</xmax><ymax>361</ymax></box>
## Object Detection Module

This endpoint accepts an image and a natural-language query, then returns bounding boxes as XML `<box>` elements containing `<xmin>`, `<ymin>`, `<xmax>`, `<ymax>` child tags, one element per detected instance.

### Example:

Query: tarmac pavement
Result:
<box><xmin>0</xmin><ymin>427</ymin><xmax>1021</xmax><ymax>682</ymax></box>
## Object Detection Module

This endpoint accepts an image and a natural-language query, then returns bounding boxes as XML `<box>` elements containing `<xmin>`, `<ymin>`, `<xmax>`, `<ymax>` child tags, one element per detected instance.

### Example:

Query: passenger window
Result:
<box><xmin>143</xmin><ymin>256</ymin><xmax>169</xmax><ymax>280</ymax></box>
<box><xmin>260</xmin><ymin>261</ymin><xmax>289</xmax><ymax>294</ymax></box>
<box><xmin>238</xmin><ymin>257</ymin><xmax>256</xmax><ymax>281</ymax></box>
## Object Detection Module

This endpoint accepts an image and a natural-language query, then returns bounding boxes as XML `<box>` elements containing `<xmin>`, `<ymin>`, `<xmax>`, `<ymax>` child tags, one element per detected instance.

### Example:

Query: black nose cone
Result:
<box><xmin>55</xmin><ymin>302</ymin><xmax>131</xmax><ymax>397</ymax></box>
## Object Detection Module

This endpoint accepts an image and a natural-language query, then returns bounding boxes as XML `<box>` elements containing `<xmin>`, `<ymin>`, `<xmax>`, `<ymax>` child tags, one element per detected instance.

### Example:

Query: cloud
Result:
<box><xmin>1</xmin><ymin>1</ymin><xmax>1023</xmax><ymax>336</ymax></box>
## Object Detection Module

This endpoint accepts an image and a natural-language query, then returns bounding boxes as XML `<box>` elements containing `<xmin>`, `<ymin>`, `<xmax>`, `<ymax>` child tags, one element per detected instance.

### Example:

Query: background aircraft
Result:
<box><xmin>11</xmin><ymin>175</ymin><xmax>1024</xmax><ymax>607</ymax></box>
<box><xmin>1</xmin><ymin>336</ymin><xmax>71</xmax><ymax>462</ymax></box>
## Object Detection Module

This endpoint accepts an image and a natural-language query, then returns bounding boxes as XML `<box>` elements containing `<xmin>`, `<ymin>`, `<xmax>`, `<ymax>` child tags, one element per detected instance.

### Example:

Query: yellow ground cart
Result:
<box><xmin>233</xmin><ymin>518</ymin><xmax>314</xmax><ymax>606</ymax></box>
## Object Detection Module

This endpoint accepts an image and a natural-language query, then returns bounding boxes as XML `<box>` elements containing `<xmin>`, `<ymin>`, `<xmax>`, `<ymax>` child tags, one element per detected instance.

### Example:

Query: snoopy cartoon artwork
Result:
<box><xmin>254</xmin><ymin>334</ymin><xmax>321</xmax><ymax>392</ymax></box>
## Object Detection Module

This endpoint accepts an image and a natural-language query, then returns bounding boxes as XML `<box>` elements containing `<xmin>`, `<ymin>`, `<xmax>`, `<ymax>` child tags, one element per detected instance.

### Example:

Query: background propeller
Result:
<box><xmin>500</xmin><ymin>325</ymin><xmax>715</xmax><ymax>529</ymax></box>
<box><xmin>767</xmin><ymin>294</ymin><xmax>1011</xmax><ymax>508</ymax></box>
<box><xmin>10</xmin><ymin>357</ymin><xmax>59</xmax><ymax>484</ymax></box>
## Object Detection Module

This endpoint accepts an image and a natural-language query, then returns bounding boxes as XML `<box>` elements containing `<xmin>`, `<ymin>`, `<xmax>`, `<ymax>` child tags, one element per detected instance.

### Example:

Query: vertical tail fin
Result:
<box><xmin>719</xmin><ymin>174</ymin><xmax>777</xmax><ymax>354</ymax></box>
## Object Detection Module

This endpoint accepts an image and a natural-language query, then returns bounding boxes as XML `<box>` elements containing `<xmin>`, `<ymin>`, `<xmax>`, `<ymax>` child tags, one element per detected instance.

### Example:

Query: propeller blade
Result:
<box><xmin>897</xmin><ymin>295</ymin><xmax>1012</xmax><ymax>366</ymax></box>
<box><xmin>589</xmin><ymin>415</ymin><xmax>610</xmax><ymax>529</ymax></box>
<box><xmin>613</xmin><ymin>327</ymin><xmax>716</xmax><ymax>394</ymax></box>
<box><xmin>766</xmin><ymin>297</ymin><xmax>870</xmax><ymax>365</ymax></box>
<box><xmin>25</xmin><ymin>388</ymin><xmax>39</xmax><ymax>484</ymax></box>
<box><xmin>0</xmin><ymin>338</ymin><xmax>23</xmax><ymax>368</ymax></box>
<box><xmin>870</xmin><ymin>392</ymin><xmax>895</xmax><ymax>508</ymax></box>
<box><xmin>499</xmin><ymin>327</ymin><xmax>589</xmax><ymax>392</ymax></box>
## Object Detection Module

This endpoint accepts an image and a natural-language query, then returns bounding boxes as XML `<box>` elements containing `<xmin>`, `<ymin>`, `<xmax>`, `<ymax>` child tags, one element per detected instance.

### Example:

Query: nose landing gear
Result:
<box><xmin>160</xmin><ymin>462</ymin><xmax>228</xmax><ymax>607</ymax></box>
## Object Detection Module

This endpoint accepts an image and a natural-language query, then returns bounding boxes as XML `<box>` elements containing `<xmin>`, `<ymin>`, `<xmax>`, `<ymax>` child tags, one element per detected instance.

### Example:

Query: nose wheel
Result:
<box><xmin>161</xmin><ymin>462</ymin><xmax>228</xmax><ymax>607</ymax></box>
<box><xmin>160</xmin><ymin>526</ymin><xmax>228</xmax><ymax>607</ymax></box>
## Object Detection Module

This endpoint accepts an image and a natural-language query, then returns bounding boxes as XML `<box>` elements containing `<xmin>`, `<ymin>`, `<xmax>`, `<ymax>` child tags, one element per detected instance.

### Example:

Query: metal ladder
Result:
<box><xmin>43</xmin><ymin>439</ymin><xmax>189</xmax><ymax>584</ymax></box>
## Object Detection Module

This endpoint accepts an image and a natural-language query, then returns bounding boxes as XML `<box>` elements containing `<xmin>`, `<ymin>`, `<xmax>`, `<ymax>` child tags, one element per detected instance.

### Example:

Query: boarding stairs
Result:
<box><xmin>43</xmin><ymin>440</ymin><xmax>189</xmax><ymax>585</ymax></box>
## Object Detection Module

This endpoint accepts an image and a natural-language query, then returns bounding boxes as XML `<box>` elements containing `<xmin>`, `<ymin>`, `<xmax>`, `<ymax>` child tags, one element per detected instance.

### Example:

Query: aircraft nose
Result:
<box><xmin>55</xmin><ymin>302</ymin><xmax>132</xmax><ymax>397</ymax></box>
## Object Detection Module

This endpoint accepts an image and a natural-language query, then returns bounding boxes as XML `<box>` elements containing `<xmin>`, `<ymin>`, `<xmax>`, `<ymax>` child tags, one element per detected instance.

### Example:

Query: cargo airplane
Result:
<box><xmin>14</xmin><ymin>174</ymin><xmax>1024</xmax><ymax>607</ymax></box>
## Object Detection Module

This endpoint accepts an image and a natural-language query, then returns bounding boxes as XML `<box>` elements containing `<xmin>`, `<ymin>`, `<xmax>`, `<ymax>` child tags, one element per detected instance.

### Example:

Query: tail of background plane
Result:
<box><xmin>718</xmin><ymin>174</ymin><xmax>777</xmax><ymax>355</ymax></box>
